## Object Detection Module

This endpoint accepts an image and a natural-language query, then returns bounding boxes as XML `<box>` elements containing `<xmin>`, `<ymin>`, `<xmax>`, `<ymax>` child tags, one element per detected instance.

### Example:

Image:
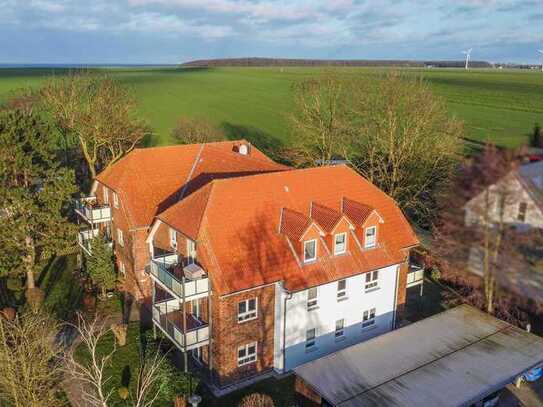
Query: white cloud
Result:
<box><xmin>29</xmin><ymin>0</ymin><xmax>66</xmax><ymax>12</ymax></box>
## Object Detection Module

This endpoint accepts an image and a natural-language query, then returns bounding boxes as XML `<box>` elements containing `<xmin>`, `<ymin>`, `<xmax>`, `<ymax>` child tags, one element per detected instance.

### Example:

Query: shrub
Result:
<box><xmin>238</xmin><ymin>393</ymin><xmax>275</xmax><ymax>407</ymax></box>
<box><xmin>430</xmin><ymin>266</ymin><xmax>441</xmax><ymax>281</ymax></box>
<box><xmin>26</xmin><ymin>287</ymin><xmax>45</xmax><ymax>311</ymax></box>
<box><xmin>118</xmin><ymin>386</ymin><xmax>129</xmax><ymax>400</ymax></box>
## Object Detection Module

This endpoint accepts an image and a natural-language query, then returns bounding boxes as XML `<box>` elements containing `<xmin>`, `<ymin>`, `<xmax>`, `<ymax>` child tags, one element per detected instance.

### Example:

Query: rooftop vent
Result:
<box><xmin>238</xmin><ymin>144</ymin><xmax>249</xmax><ymax>155</ymax></box>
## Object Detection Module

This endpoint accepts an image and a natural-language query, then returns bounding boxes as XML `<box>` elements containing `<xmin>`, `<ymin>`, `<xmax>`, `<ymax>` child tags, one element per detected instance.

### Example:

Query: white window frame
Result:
<box><xmin>187</xmin><ymin>239</ymin><xmax>196</xmax><ymax>264</ymax></box>
<box><xmin>364</xmin><ymin>226</ymin><xmax>377</xmax><ymax>249</ymax></box>
<box><xmin>362</xmin><ymin>308</ymin><xmax>376</xmax><ymax>328</ymax></box>
<box><xmin>237</xmin><ymin>342</ymin><xmax>257</xmax><ymax>366</ymax></box>
<box><xmin>237</xmin><ymin>298</ymin><xmax>258</xmax><ymax>323</ymax></box>
<box><xmin>305</xmin><ymin>328</ymin><xmax>316</xmax><ymax>350</ymax></box>
<box><xmin>119</xmin><ymin>261</ymin><xmax>126</xmax><ymax>276</ymax></box>
<box><xmin>113</xmin><ymin>192</ymin><xmax>119</xmax><ymax>209</ymax></box>
<box><xmin>303</xmin><ymin>239</ymin><xmax>317</xmax><ymax>263</ymax></box>
<box><xmin>103</xmin><ymin>187</ymin><xmax>109</xmax><ymax>204</ymax></box>
<box><xmin>117</xmin><ymin>228</ymin><xmax>124</xmax><ymax>247</ymax></box>
<box><xmin>307</xmin><ymin>287</ymin><xmax>318</xmax><ymax>311</ymax></box>
<box><xmin>365</xmin><ymin>270</ymin><xmax>379</xmax><ymax>292</ymax></box>
<box><xmin>335</xmin><ymin>319</ymin><xmax>345</xmax><ymax>339</ymax></box>
<box><xmin>169</xmin><ymin>228</ymin><xmax>177</xmax><ymax>249</ymax></box>
<box><xmin>337</xmin><ymin>279</ymin><xmax>347</xmax><ymax>301</ymax></box>
<box><xmin>334</xmin><ymin>232</ymin><xmax>347</xmax><ymax>255</ymax></box>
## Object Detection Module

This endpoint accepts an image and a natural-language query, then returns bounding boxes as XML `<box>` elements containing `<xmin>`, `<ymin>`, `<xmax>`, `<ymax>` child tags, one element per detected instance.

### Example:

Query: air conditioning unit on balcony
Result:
<box><xmin>183</xmin><ymin>263</ymin><xmax>205</xmax><ymax>280</ymax></box>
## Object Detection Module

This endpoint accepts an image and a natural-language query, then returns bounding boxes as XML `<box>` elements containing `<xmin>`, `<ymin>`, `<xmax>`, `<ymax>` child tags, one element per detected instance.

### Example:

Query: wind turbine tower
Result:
<box><xmin>539</xmin><ymin>50</ymin><xmax>543</xmax><ymax>72</ymax></box>
<box><xmin>462</xmin><ymin>48</ymin><xmax>473</xmax><ymax>70</ymax></box>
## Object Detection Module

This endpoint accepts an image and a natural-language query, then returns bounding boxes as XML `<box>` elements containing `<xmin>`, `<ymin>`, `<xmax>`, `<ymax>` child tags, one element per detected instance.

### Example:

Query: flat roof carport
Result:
<box><xmin>294</xmin><ymin>305</ymin><xmax>543</xmax><ymax>407</ymax></box>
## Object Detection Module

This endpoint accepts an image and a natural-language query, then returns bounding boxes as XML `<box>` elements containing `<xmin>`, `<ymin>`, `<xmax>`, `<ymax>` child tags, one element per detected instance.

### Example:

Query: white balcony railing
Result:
<box><xmin>407</xmin><ymin>264</ymin><xmax>424</xmax><ymax>288</ymax></box>
<box><xmin>148</xmin><ymin>255</ymin><xmax>209</xmax><ymax>301</ymax></box>
<box><xmin>74</xmin><ymin>197</ymin><xmax>111</xmax><ymax>224</ymax></box>
<box><xmin>77</xmin><ymin>228</ymin><xmax>113</xmax><ymax>255</ymax></box>
<box><xmin>152</xmin><ymin>303</ymin><xmax>209</xmax><ymax>351</ymax></box>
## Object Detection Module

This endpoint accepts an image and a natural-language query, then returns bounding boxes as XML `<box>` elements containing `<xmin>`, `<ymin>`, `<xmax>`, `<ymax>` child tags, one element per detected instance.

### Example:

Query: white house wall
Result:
<box><xmin>278</xmin><ymin>263</ymin><xmax>399</xmax><ymax>372</ymax></box>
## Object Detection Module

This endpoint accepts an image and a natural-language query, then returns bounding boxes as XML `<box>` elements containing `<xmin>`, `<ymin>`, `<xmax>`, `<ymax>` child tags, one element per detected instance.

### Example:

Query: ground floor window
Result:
<box><xmin>362</xmin><ymin>308</ymin><xmax>376</xmax><ymax>328</ymax></box>
<box><xmin>335</xmin><ymin>319</ymin><xmax>345</xmax><ymax>339</ymax></box>
<box><xmin>306</xmin><ymin>328</ymin><xmax>317</xmax><ymax>350</ymax></box>
<box><xmin>237</xmin><ymin>342</ymin><xmax>257</xmax><ymax>366</ymax></box>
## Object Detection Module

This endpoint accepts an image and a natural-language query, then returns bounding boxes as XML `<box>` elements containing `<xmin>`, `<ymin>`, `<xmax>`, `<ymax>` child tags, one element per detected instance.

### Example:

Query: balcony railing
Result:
<box><xmin>74</xmin><ymin>197</ymin><xmax>111</xmax><ymax>224</ymax></box>
<box><xmin>148</xmin><ymin>255</ymin><xmax>209</xmax><ymax>301</ymax></box>
<box><xmin>78</xmin><ymin>228</ymin><xmax>113</xmax><ymax>255</ymax></box>
<box><xmin>152</xmin><ymin>302</ymin><xmax>209</xmax><ymax>351</ymax></box>
<box><xmin>407</xmin><ymin>264</ymin><xmax>424</xmax><ymax>288</ymax></box>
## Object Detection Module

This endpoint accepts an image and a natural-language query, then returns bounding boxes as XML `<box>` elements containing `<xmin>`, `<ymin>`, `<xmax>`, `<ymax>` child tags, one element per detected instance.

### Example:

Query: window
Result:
<box><xmin>334</xmin><ymin>233</ymin><xmax>347</xmax><ymax>255</ymax></box>
<box><xmin>337</xmin><ymin>279</ymin><xmax>347</xmax><ymax>300</ymax></box>
<box><xmin>365</xmin><ymin>270</ymin><xmax>379</xmax><ymax>292</ymax></box>
<box><xmin>362</xmin><ymin>308</ymin><xmax>376</xmax><ymax>328</ymax></box>
<box><xmin>119</xmin><ymin>261</ymin><xmax>126</xmax><ymax>276</ymax></box>
<box><xmin>187</xmin><ymin>240</ymin><xmax>196</xmax><ymax>264</ymax></box>
<box><xmin>307</xmin><ymin>287</ymin><xmax>318</xmax><ymax>310</ymax></box>
<box><xmin>364</xmin><ymin>226</ymin><xmax>376</xmax><ymax>248</ymax></box>
<box><xmin>113</xmin><ymin>192</ymin><xmax>119</xmax><ymax>208</ymax></box>
<box><xmin>103</xmin><ymin>187</ymin><xmax>109</xmax><ymax>204</ymax></box>
<box><xmin>237</xmin><ymin>342</ymin><xmax>257</xmax><ymax>366</ymax></box>
<box><xmin>169</xmin><ymin>228</ymin><xmax>177</xmax><ymax>249</ymax></box>
<box><xmin>238</xmin><ymin>298</ymin><xmax>258</xmax><ymax>323</ymax></box>
<box><xmin>117</xmin><ymin>229</ymin><xmax>124</xmax><ymax>247</ymax></box>
<box><xmin>305</xmin><ymin>328</ymin><xmax>316</xmax><ymax>349</ymax></box>
<box><xmin>518</xmin><ymin>202</ymin><xmax>528</xmax><ymax>222</ymax></box>
<box><xmin>335</xmin><ymin>319</ymin><xmax>345</xmax><ymax>339</ymax></box>
<box><xmin>303</xmin><ymin>239</ymin><xmax>317</xmax><ymax>263</ymax></box>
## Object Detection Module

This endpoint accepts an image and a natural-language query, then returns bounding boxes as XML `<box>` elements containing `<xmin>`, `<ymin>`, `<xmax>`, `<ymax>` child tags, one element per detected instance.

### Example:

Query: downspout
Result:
<box><xmin>282</xmin><ymin>290</ymin><xmax>293</xmax><ymax>373</ymax></box>
<box><xmin>391</xmin><ymin>263</ymin><xmax>400</xmax><ymax>329</ymax></box>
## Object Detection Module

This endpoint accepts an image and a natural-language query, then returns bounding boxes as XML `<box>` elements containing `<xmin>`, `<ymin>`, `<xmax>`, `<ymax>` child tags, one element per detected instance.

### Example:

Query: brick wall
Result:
<box><xmin>211</xmin><ymin>284</ymin><xmax>276</xmax><ymax>387</ymax></box>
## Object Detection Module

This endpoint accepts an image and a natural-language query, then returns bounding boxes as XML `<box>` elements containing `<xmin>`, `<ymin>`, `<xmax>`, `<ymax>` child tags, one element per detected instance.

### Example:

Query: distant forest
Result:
<box><xmin>181</xmin><ymin>57</ymin><xmax>493</xmax><ymax>68</ymax></box>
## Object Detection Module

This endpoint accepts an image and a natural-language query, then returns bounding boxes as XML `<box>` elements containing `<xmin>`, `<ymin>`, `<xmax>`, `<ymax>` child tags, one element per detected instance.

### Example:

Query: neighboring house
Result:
<box><xmin>465</xmin><ymin>160</ymin><xmax>543</xmax><ymax>229</ymax></box>
<box><xmin>75</xmin><ymin>140</ymin><xmax>419</xmax><ymax>393</ymax></box>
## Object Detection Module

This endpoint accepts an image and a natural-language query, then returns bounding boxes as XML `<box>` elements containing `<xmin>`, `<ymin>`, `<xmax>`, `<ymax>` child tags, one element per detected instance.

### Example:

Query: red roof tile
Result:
<box><xmin>279</xmin><ymin>208</ymin><xmax>313</xmax><ymax>241</ymax></box>
<box><xmin>342</xmin><ymin>197</ymin><xmax>375</xmax><ymax>225</ymax></box>
<box><xmin>158</xmin><ymin>165</ymin><xmax>419</xmax><ymax>295</ymax></box>
<box><xmin>95</xmin><ymin>140</ymin><xmax>287</xmax><ymax>228</ymax></box>
<box><xmin>310</xmin><ymin>202</ymin><xmax>343</xmax><ymax>232</ymax></box>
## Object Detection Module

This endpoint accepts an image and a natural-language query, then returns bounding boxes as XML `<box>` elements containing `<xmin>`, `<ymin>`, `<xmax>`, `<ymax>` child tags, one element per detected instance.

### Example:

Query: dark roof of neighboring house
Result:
<box><xmin>516</xmin><ymin>160</ymin><xmax>543</xmax><ymax>212</ymax></box>
<box><xmin>295</xmin><ymin>305</ymin><xmax>543</xmax><ymax>407</ymax></box>
<box><xmin>158</xmin><ymin>165</ymin><xmax>418</xmax><ymax>295</ymax></box>
<box><xmin>95</xmin><ymin>140</ymin><xmax>287</xmax><ymax>228</ymax></box>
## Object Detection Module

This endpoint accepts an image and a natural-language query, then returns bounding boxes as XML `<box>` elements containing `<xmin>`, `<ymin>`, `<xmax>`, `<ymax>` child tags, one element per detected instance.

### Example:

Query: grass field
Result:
<box><xmin>0</xmin><ymin>66</ymin><xmax>542</xmax><ymax>149</ymax></box>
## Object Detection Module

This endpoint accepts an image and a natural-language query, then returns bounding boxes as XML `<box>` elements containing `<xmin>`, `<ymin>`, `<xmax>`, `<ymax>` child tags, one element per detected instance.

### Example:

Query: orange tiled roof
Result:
<box><xmin>279</xmin><ymin>208</ymin><xmax>313</xmax><ymax>241</ymax></box>
<box><xmin>310</xmin><ymin>202</ymin><xmax>344</xmax><ymax>232</ymax></box>
<box><xmin>95</xmin><ymin>140</ymin><xmax>287</xmax><ymax>228</ymax></box>
<box><xmin>158</xmin><ymin>165</ymin><xmax>419</xmax><ymax>295</ymax></box>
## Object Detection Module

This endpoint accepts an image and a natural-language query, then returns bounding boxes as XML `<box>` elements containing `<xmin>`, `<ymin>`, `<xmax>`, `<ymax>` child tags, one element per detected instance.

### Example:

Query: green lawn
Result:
<box><xmin>0</xmin><ymin>66</ymin><xmax>542</xmax><ymax>149</ymax></box>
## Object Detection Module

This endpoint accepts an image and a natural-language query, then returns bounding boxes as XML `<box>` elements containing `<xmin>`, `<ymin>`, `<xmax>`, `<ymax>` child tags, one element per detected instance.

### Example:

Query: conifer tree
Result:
<box><xmin>85</xmin><ymin>233</ymin><xmax>116</xmax><ymax>298</ymax></box>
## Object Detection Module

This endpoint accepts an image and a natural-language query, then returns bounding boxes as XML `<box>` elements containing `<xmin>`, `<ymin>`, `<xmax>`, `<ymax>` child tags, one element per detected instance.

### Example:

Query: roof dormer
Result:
<box><xmin>279</xmin><ymin>207</ymin><xmax>325</xmax><ymax>264</ymax></box>
<box><xmin>310</xmin><ymin>202</ymin><xmax>354</xmax><ymax>256</ymax></box>
<box><xmin>342</xmin><ymin>197</ymin><xmax>384</xmax><ymax>250</ymax></box>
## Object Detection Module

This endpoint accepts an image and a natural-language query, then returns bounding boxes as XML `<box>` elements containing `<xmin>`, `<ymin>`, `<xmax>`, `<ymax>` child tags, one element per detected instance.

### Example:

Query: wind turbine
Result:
<box><xmin>462</xmin><ymin>48</ymin><xmax>473</xmax><ymax>70</ymax></box>
<box><xmin>539</xmin><ymin>50</ymin><xmax>543</xmax><ymax>72</ymax></box>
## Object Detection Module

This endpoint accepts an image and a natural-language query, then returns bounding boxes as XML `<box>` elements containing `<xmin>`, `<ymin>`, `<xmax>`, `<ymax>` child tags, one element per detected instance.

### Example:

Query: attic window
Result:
<box><xmin>304</xmin><ymin>239</ymin><xmax>317</xmax><ymax>263</ymax></box>
<box><xmin>364</xmin><ymin>226</ymin><xmax>377</xmax><ymax>249</ymax></box>
<box><xmin>334</xmin><ymin>233</ymin><xmax>347</xmax><ymax>255</ymax></box>
<box><xmin>169</xmin><ymin>228</ymin><xmax>177</xmax><ymax>249</ymax></box>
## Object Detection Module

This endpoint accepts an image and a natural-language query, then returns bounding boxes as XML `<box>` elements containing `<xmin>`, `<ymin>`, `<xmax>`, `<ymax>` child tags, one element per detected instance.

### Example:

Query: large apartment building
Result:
<box><xmin>75</xmin><ymin>140</ymin><xmax>419</xmax><ymax>392</ymax></box>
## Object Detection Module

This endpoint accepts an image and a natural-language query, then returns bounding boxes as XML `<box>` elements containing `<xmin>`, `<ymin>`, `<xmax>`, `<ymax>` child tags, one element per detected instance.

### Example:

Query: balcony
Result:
<box><xmin>78</xmin><ymin>228</ymin><xmax>113</xmax><ymax>256</ymax></box>
<box><xmin>148</xmin><ymin>254</ymin><xmax>210</xmax><ymax>302</ymax></box>
<box><xmin>407</xmin><ymin>264</ymin><xmax>424</xmax><ymax>288</ymax></box>
<box><xmin>152</xmin><ymin>300</ymin><xmax>209</xmax><ymax>351</ymax></box>
<box><xmin>75</xmin><ymin>196</ymin><xmax>111</xmax><ymax>224</ymax></box>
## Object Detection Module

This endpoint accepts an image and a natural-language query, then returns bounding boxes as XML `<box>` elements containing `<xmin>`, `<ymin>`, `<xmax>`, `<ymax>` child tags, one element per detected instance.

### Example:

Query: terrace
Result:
<box><xmin>147</xmin><ymin>252</ymin><xmax>210</xmax><ymax>302</ymax></box>
<box><xmin>74</xmin><ymin>196</ymin><xmax>112</xmax><ymax>224</ymax></box>
<box><xmin>77</xmin><ymin>228</ymin><xmax>113</xmax><ymax>255</ymax></box>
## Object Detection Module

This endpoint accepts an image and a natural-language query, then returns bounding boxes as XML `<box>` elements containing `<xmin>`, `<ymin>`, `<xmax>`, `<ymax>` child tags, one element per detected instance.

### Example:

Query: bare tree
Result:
<box><xmin>290</xmin><ymin>71</ymin><xmax>349</xmax><ymax>166</ymax></box>
<box><xmin>433</xmin><ymin>144</ymin><xmax>539</xmax><ymax>320</ymax></box>
<box><xmin>0</xmin><ymin>310</ymin><xmax>64</xmax><ymax>407</ymax></box>
<box><xmin>63</xmin><ymin>314</ymin><xmax>115</xmax><ymax>407</ymax></box>
<box><xmin>132</xmin><ymin>345</ymin><xmax>170</xmax><ymax>407</ymax></box>
<box><xmin>171</xmin><ymin>116</ymin><xmax>225</xmax><ymax>145</ymax></box>
<box><xmin>347</xmin><ymin>71</ymin><xmax>463</xmax><ymax>222</ymax></box>
<box><xmin>41</xmin><ymin>73</ymin><xmax>150</xmax><ymax>183</ymax></box>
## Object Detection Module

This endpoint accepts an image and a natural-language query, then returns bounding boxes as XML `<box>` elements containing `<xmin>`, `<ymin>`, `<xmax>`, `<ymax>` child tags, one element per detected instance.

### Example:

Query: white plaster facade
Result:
<box><xmin>273</xmin><ymin>263</ymin><xmax>400</xmax><ymax>372</ymax></box>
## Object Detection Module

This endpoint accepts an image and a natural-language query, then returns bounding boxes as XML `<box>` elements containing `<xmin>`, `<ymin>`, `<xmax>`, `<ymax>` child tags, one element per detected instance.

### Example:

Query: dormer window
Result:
<box><xmin>169</xmin><ymin>228</ymin><xmax>177</xmax><ymax>249</ymax></box>
<box><xmin>334</xmin><ymin>233</ymin><xmax>347</xmax><ymax>255</ymax></box>
<box><xmin>364</xmin><ymin>226</ymin><xmax>377</xmax><ymax>249</ymax></box>
<box><xmin>303</xmin><ymin>239</ymin><xmax>317</xmax><ymax>263</ymax></box>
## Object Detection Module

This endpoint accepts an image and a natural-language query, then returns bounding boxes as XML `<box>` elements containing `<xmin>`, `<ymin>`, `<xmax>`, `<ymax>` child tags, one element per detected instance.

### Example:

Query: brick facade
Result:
<box><xmin>211</xmin><ymin>285</ymin><xmax>276</xmax><ymax>387</ymax></box>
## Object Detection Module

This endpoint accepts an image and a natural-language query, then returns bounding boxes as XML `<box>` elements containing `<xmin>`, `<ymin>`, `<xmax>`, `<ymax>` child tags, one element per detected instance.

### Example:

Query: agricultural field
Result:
<box><xmin>0</xmin><ymin>66</ymin><xmax>542</xmax><ymax>149</ymax></box>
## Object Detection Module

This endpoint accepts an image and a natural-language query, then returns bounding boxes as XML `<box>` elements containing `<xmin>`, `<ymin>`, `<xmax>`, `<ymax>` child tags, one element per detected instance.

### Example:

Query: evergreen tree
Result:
<box><xmin>85</xmin><ymin>233</ymin><xmax>116</xmax><ymax>298</ymax></box>
<box><xmin>532</xmin><ymin>123</ymin><xmax>542</xmax><ymax>148</ymax></box>
<box><xmin>0</xmin><ymin>109</ymin><xmax>77</xmax><ymax>307</ymax></box>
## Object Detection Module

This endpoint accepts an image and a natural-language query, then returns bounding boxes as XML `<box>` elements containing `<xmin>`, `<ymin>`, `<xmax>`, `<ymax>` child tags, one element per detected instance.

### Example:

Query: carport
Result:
<box><xmin>294</xmin><ymin>305</ymin><xmax>543</xmax><ymax>407</ymax></box>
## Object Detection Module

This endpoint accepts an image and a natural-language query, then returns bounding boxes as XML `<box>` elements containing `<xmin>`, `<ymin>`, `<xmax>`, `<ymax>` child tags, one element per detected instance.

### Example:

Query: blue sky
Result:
<box><xmin>1</xmin><ymin>0</ymin><xmax>542</xmax><ymax>64</ymax></box>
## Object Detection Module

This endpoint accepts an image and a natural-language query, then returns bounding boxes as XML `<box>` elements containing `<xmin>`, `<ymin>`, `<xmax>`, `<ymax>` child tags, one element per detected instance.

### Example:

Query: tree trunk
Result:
<box><xmin>24</xmin><ymin>236</ymin><xmax>35</xmax><ymax>290</ymax></box>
